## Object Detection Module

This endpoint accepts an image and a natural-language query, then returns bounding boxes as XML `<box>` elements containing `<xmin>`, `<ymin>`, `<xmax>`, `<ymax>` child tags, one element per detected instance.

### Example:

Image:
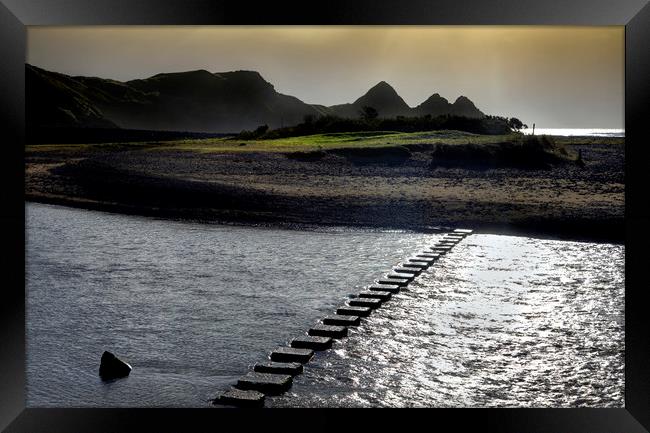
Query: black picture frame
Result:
<box><xmin>1</xmin><ymin>1</ymin><xmax>649</xmax><ymax>431</ymax></box>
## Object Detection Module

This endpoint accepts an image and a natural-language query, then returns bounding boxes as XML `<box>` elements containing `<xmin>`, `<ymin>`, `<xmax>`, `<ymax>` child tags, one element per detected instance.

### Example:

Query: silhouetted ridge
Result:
<box><xmin>451</xmin><ymin>95</ymin><xmax>484</xmax><ymax>117</ymax></box>
<box><xmin>415</xmin><ymin>93</ymin><xmax>451</xmax><ymax>117</ymax></box>
<box><xmin>26</xmin><ymin>64</ymin><xmax>487</xmax><ymax>133</ymax></box>
<box><xmin>352</xmin><ymin>81</ymin><xmax>411</xmax><ymax>117</ymax></box>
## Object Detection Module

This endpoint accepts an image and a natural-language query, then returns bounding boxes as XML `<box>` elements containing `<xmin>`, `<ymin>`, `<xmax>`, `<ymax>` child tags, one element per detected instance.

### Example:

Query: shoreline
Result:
<box><xmin>25</xmin><ymin>134</ymin><xmax>624</xmax><ymax>245</ymax></box>
<box><xmin>25</xmin><ymin>195</ymin><xmax>624</xmax><ymax>244</ymax></box>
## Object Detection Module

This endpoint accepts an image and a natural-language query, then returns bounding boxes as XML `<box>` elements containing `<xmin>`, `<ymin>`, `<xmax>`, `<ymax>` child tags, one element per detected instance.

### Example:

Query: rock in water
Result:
<box><xmin>99</xmin><ymin>351</ymin><xmax>132</xmax><ymax>380</ymax></box>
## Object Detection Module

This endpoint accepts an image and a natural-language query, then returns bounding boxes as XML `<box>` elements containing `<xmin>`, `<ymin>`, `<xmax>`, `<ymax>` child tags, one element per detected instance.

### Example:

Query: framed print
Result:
<box><xmin>1</xmin><ymin>0</ymin><xmax>649</xmax><ymax>431</ymax></box>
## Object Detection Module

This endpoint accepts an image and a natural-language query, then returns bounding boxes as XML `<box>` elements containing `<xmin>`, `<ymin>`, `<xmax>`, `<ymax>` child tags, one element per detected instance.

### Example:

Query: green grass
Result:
<box><xmin>149</xmin><ymin>130</ymin><xmax>522</xmax><ymax>154</ymax></box>
<box><xmin>25</xmin><ymin>130</ymin><xmax>623</xmax><ymax>155</ymax></box>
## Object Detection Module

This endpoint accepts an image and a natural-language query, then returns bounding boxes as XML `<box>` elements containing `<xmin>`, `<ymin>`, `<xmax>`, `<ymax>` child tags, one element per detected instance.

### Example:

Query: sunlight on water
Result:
<box><xmin>268</xmin><ymin>234</ymin><xmax>624</xmax><ymax>407</ymax></box>
<box><xmin>26</xmin><ymin>204</ymin><xmax>624</xmax><ymax>407</ymax></box>
<box><xmin>520</xmin><ymin>128</ymin><xmax>624</xmax><ymax>137</ymax></box>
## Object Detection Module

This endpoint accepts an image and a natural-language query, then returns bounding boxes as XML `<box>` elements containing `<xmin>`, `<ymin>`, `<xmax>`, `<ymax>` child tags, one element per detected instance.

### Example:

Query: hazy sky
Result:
<box><xmin>27</xmin><ymin>26</ymin><xmax>624</xmax><ymax>128</ymax></box>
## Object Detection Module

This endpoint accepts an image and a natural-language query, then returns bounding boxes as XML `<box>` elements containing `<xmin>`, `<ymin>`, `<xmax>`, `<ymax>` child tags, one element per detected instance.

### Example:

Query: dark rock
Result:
<box><xmin>99</xmin><ymin>351</ymin><xmax>132</xmax><ymax>380</ymax></box>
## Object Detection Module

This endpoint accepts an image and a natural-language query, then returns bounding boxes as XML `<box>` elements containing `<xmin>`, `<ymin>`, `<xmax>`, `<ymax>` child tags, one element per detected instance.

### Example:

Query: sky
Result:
<box><xmin>27</xmin><ymin>26</ymin><xmax>624</xmax><ymax>128</ymax></box>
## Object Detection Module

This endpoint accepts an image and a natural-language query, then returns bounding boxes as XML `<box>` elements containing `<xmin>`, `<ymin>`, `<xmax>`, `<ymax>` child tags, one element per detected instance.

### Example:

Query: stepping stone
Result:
<box><xmin>323</xmin><ymin>314</ymin><xmax>361</xmax><ymax>326</ymax></box>
<box><xmin>349</xmin><ymin>297</ymin><xmax>382</xmax><ymax>309</ymax></box>
<box><xmin>406</xmin><ymin>259</ymin><xmax>430</xmax><ymax>266</ymax></box>
<box><xmin>386</xmin><ymin>272</ymin><xmax>416</xmax><ymax>280</ymax></box>
<box><xmin>401</xmin><ymin>262</ymin><xmax>428</xmax><ymax>270</ymax></box>
<box><xmin>376</xmin><ymin>278</ymin><xmax>409</xmax><ymax>287</ymax></box>
<box><xmin>408</xmin><ymin>257</ymin><xmax>435</xmax><ymax>265</ymax></box>
<box><xmin>337</xmin><ymin>305</ymin><xmax>372</xmax><ymax>317</ymax></box>
<box><xmin>270</xmin><ymin>347</ymin><xmax>314</xmax><ymax>363</ymax></box>
<box><xmin>429</xmin><ymin>247</ymin><xmax>451</xmax><ymax>253</ymax></box>
<box><xmin>359</xmin><ymin>290</ymin><xmax>391</xmax><ymax>301</ymax></box>
<box><xmin>438</xmin><ymin>240</ymin><xmax>458</xmax><ymax>245</ymax></box>
<box><xmin>453</xmin><ymin>229</ymin><xmax>473</xmax><ymax>234</ymax></box>
<box><xmin>393</xmin><ymin>267</ymin><xmax>420</xmax><ymax>276</ymax></box>
<box><xmin>369</xmin><ymin>283</ymin><xmax>400</xmax><ymax>293</ymax></box>
<box><xmin>237</xmin><ymin>372</ymin><xmax>292</xmax><ymax>395</ymax></box>
<box><xmin>416</xmin><ymin>253</ymin><xmax>440</xmax><ymax>260</ymax></box>
<box><xmin>254</xmin><ymin>361</ymin><xmax>303</xmax><ymax>376</ymax></box>
<box><xmin>214</xmin><ymin>388</ymin><xmax>265</xmax><ymax>407</ymax></box>
<box><xmin>309</xmin><ymin>323</ymin><xmax>348</xmax><ymax>338</ymax></box>
<box><xmin>291</xmin><ymin>335</ymin><xmax>333</xmax><ymax>351</ymax></box>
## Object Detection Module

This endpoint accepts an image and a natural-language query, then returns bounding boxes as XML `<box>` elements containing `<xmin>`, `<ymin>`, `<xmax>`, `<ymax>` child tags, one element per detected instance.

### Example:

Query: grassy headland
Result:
<box><xmin>26</xmin><ymin>130</ymin><xmax>624</xmax><ymax>242</ymax></box>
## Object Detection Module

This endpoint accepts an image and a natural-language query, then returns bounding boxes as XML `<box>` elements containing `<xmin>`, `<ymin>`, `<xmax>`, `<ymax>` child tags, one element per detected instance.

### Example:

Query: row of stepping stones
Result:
<box><xmin>214</xmin><ymin>229</ymin><xmax>473</xmax><ymax>407</ymax></box>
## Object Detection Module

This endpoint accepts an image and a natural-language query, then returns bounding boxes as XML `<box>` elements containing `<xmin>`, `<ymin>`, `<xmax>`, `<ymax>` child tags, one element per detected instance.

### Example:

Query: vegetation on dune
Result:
<box><xmin>27</xmin><ymin>126</ymin><xmax>600</xmax><ymax>170</ymax></box>
<box><xmin>235</xmin><ymin>112</ymin><xmax>521</xmax><ymax>141</ymax></box>
<box><xmin>148</xmin><ymin>130</ymin><xmax>578</xmax><ymax>169</ymax></box>
<box><xmin>155</xmin><ymin>130</ymin><xmax>517</xmax><ymax>153</ymax></box>
<box><xmin>430</xmin><ymin>134</ymin><xmax>578</xmax><ymax>169</ymax></box>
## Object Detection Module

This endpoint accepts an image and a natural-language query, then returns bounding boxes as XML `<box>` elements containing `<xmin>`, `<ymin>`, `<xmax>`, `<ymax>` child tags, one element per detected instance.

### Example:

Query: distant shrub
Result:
<box><xmin>254</xmin><ymin>113</ymin><xmax>514</xmax><ymax>140</ymax></box>
<box><xmin>236</xmin><ymin>124</ymin><xmax>269</xmax><ymax>140</ymax></box>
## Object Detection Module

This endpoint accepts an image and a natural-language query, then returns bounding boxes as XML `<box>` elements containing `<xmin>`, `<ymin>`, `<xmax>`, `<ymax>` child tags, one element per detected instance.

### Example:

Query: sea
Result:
<box><xmin>25</xmin><ymin>203</ymin><xmax>624</xmax><ymax>407</ymax></box>
<box><xmin>520</xmin><ymin>128</ymin><xmax>624</xmax><ymax>137</ymax></box>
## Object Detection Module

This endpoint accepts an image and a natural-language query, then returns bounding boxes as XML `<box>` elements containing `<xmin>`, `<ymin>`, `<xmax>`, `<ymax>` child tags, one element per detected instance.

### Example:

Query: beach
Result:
<box><xmin>25</xmin><ymin>133</ymin><xmax>624</xmax><ymax>243</ymax></box>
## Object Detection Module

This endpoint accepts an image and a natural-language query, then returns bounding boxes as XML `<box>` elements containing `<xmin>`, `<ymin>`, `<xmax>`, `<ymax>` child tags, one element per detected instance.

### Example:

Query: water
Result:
<box><xmin>520</xmin><ymin>128</ymin><xmax>624</xmax><ymax>137</ymax></box>
<box><xmin>269</xmin><ymin>235</ymin><xmax>625</xmax><ymax>407</ymax></box>
<box><xmin>26</xmin><ymin>203</ymin><xmax>437</xmax><ymax>407</ymax></box>
<box><xmin>26</xmin><ymin>203</ymin><xmax>624</xmax><ymax>407</ymax></box>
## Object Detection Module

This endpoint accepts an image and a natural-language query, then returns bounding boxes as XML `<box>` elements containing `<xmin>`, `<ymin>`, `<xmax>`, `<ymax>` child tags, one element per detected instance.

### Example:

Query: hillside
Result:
<box><xmin>27</xmin><ymin>65</ymin><xmax>321</xmax><ymax>133</ymax></box>
<box><xmin>27</xmin><ymin>64</ymin><xmax>486</xmax><ymax>133</ymax></box>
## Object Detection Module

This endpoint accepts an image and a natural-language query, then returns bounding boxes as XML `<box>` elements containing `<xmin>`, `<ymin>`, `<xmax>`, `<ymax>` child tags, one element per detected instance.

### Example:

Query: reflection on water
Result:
<box><xmin>269</xmin><ymin>234</ymin><xmax>624</xmax><ymax>407</ymax></box>
<box><xmin>520</xmin><ymin>128</ymin><xmax>624</xmax><ymax>137</ymax></box>
<box><xmin>26</xmin><ymin>203</ymin><xmax>624</xmax><ymax>407</ymax></box>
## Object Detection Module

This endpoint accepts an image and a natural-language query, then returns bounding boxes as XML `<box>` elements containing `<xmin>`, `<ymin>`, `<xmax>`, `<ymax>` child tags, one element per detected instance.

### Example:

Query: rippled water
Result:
<box><xmin>26</xmin><ymin>203</ymin><xmax>624</xmax><ymax>407</ymax></box>
<box><xmin>269</xmin><ymin>235</ymin><xmax>625</xmax><ymax>407</ymax></box>
<box><xmin>26</xmin><ymin>203</ymin><xmax>436</xmax><ymax>407</ymax></box>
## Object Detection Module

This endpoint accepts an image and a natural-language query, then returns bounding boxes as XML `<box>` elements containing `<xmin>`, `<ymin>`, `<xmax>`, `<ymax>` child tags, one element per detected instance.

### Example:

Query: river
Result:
<box><xmin>26</xmin><ymin>203</ymin><xmax>624</xmax><ymax>407</ymax></box>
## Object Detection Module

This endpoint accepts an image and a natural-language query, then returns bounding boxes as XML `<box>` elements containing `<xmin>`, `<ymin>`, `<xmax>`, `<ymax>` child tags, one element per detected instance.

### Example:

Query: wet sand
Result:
<box><xmin>25</xmin><ymin>138</ymin><xmax>624</xmax><ymax>242</ymax></box>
